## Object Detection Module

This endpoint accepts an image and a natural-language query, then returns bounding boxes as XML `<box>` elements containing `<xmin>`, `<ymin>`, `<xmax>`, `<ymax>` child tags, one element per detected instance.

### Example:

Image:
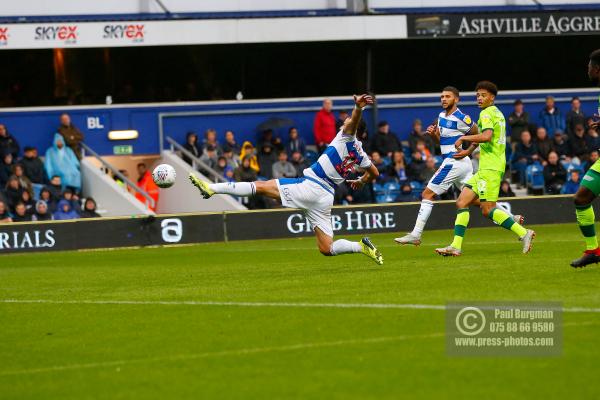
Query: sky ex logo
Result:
<box><xmin>35</xmin><ymin>26</ymin><xmax>78</xmax><ymax>43</ymax></box>
<box><xmin>0</xmin><ymin>27</ymin><xmax>8</xmax><ymax>45</ymax></box>
<box><xmin>103</xmin><ymin>24</ymin><xmax>145</xmax><ymax>42</ymax></box>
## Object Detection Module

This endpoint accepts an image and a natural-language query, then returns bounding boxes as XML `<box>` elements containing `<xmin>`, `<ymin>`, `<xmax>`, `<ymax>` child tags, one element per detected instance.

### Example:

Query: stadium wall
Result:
<box><xmin>0</xmin><ymin>195</ymin><xmax>584</xmax><ymax>254</ymax></box>
<box><xmin>1</xmin><ymin>88</ymin><xmax>597</xmax><ymax>157</ymax></box>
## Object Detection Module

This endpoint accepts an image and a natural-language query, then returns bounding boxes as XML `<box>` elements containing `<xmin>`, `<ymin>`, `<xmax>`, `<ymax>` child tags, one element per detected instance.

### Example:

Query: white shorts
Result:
<box><xmin>277</xmin><ymin>177</ymin><xmax>335</xmax><ymax>237</ymax></box>
<box><xmin>426</xmin><ymin>157</ymin><xmax>473</xmax><ymax>195</ymax></box>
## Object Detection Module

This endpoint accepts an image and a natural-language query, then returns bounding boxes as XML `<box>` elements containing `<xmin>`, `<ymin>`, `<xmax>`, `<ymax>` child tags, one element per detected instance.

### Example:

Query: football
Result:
<box><xmin>152</xmin><ymin>163</ymin><xmax>176</xmax><ymax>188</ymax></box>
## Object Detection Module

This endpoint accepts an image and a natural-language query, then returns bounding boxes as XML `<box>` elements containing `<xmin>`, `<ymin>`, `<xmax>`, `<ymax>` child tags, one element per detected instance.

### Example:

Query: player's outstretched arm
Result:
<box><xmin>347</xmin><ymin>163</ymin><xmax>379</xmax><ymax>191</ymax></box>
<box><xmin>344</xmin><ymin>94</ymin><xmax>374</xmax><ymax>135</ymax></box>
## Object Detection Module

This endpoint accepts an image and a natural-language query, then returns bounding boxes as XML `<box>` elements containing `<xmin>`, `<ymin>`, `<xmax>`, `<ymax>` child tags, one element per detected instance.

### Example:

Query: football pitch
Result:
<box><xmin>2</xmin><ymin>223</ymin><xmax>600</xmax><ymax>399</ymax></box>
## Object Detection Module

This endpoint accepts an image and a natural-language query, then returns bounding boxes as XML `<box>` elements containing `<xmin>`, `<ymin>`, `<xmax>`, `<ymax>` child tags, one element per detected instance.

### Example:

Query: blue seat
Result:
<box><xmin>382</xmin><ymin>156</ymin><xmax>392</xmax><ymax>167</ymax></box>
<box><xmin>384</xmin><ymin>182</ymin><xmax>401</xmax><ymax>192</ymax></box>
<box><xmin>373</xmin><ymin>183</ymin><xmax>386</xmax><ymax>195</ymax></box>
<box><xmin>434</xmin><ymin>156</ymin><xmax>444</xmax><ymax>167</ymax></box>
<box><xmin>375</xmin><ymin>194</ymin><xmax>388</xmax><ymax>204</ymax></box>
<box><xmin>305</xmin><ymin>150</ymin><xmax>318</xmax><ymax>164</ymax></box>
<box><xmin>32</xmin><ymin>183</ymin><xmax>44</xmax><ymax>200</ymax></box>
<box><xmin>526</xmin><ymin>163</ymin><xmax>544</xmax><ymax>190</ymax></box>
<box><xmin>403</xmin><ymin>147</ymin><xmax>413</xmax><ymax>164</ymax></box>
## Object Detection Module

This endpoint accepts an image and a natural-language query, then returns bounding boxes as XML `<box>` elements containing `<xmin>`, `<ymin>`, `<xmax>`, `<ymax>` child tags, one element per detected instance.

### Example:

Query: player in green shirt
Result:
<box><xmin>436</xmin><ymin>81</ymin><xmax>535</xmax><ymax>257</ymax></box>
<box><xmin>571</xmin><ymin>49</ymin><xmax>600</xmax><ymax>268</ymax></box>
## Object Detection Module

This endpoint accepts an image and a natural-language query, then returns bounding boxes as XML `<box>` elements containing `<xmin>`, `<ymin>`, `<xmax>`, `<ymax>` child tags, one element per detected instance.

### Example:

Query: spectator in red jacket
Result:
<box><xmin>313</xmin><ymin>98</ymin><xmax>336</xmax><ymax>153</ymax></box>
<box><xmin>135</xmin><ymin>163</ymin><xmax>159</xmax><ymax>211</ymax></box>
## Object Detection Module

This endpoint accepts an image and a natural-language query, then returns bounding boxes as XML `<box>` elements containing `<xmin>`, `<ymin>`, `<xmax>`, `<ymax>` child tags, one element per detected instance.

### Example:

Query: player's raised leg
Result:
<box><xmin>189</xmin><ymin>174</ymin><xmax>280</xmax><ymax>200</ymax></box>
<box><xmin>435</xmin><ymin>186</ymin><xmax>477</xmax><ymax>256</ymax></box>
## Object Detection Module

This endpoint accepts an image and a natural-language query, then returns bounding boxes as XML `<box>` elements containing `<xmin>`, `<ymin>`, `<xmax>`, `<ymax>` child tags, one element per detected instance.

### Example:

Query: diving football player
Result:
<box><xmin>189</xmin><ymin>94</ymin><xmax>384</xmax><ymax>265</ymax></box>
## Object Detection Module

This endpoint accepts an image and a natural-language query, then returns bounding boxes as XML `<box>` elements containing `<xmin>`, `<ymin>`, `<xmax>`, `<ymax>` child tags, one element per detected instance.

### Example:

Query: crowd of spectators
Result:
<box><xmin>0</xmin><ymin>114</ymin><xmax>97</xmax><ymax>223</ymax></box>
<box><xmin>181</xmin><ymin>96</ymin><xmax>600</xmax><ymax>208</ymax></box>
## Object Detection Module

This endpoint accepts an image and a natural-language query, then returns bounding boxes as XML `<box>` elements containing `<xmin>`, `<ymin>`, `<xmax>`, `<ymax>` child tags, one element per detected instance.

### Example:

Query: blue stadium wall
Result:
<box><xmin>0</xmin><ymin>89</ymin><xmax>597</xmax><ymax>156</ymax></box>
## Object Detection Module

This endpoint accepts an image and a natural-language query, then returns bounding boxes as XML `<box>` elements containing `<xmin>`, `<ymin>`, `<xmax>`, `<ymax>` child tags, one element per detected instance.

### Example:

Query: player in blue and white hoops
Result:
<box><xmin>189</xmin><ymin>94</ymin><xmax>383</xmax><ymax>265</ymax></box>
<box><xmin>395</xmin><ymin>86</ymin><xmax>522</xmax><ymax>246</ymax></box>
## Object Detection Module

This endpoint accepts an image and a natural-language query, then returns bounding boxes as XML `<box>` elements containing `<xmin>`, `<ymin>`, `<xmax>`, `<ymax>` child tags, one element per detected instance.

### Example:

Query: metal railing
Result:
<box><xmin>80</xmin><ymin>142</ymin><xmax>156</xmax><ymax>210</ymax></box>
<box><xmin>165</xmin><ymin>136</ymin><xmax>227</xmax><ymax>183</ymax></box>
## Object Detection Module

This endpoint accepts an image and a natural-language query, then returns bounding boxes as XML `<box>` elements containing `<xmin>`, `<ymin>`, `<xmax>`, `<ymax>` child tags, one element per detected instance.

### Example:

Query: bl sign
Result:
<box><xmin>87</xmin><ymin>116</ymin><xmax>105</xmax><ymax>129</ymax></box>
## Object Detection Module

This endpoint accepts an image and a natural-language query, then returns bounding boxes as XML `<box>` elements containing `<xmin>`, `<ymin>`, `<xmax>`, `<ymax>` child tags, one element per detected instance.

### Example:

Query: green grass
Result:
<box><xmin>2</xmin><ymin>223</ymin><xmax>600</xmax><ymax>399</ymax></box>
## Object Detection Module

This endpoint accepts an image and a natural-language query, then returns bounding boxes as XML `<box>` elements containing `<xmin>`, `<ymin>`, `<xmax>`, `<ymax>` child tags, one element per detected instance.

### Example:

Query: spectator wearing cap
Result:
<box><xmin>57</xmin><ymin>113</ymin><xmax>84</xmax><ymax>159</ymax></box>
<box><xmin>286</xmin><ymin>127</ymin><xmax>306</xmax><ymax>157</ymax></box>
<box><xmin>53</xmin><ymin>199</ymin><xmax>79</xmax><ymax>220</ymax></box>
<box><xmin>258</xmin><ymin>143</ymin><xmax>276</xmax><ymax>179</ymax></box>
<box><xmin>21</xmin><ymin>146</ymin><xmax>47</xmax><ymax>184</ymax></box>
<box><xmin>135</xmin><ymin>163</ymin><xmax>159</xmax><ymax>212</ymax></box>
<box><xmin>0</xmin><ymin>153</ymin><xmax>13</xmax><ymax>187</ymax></box>
<box><xmin>566</xmin><ymin>97</ymin><xmax>586</xmax><ymax>137</ymax></box>
<box><xmin>45</xmin><ymin>133</ymin><xmax>81</xmax><ymax>191</ymax></box>
<box><xmin>33</xmin><ymin>200</ymin><xmax>52</xmax><ymax>221</ymax></box>
<box><xmin>223</xmin><ymin>166</ymin><xmax>235</xmax><ymax>182</ymax></box>
<box><xmin>373</xmin><ymin>121</ymin><xmax>402</xmax><ymax>158</ymax></box>
<box><xmin>313</xmin><ymin>98</ymin><xmax>336</xmax><ymax>153</ymax></box>
<box><xmin>272</xmin><ymin>151</ymin><xmax>297</xmax><ymax>179</ymax></box>
<box><xmin>538</xmin><ymin>96</ymin><xmax>565</xmax><ymax>136</ymax></box>
<box><xmin>12</xmin><ymin>202</ymin><xmax>32</xmax><ymax>222</ymax></box>
<box><xmin>562</xmin><ymin>170</ymin><xmax>581</xmax><ymax>194</ymax></box>
<box><xmin>543</xmin><ymin>151</ymin><xmax>567</xmax><ymax>194</ymax></box>
<box><xmin>408</xmin><ymin>119</ymin><xmax>435</xmax><ymax>155</ymax></box>
<box><xmin>182</xmin><ymin>131</ymin><xmax>201</xmax><ymax>165</ymax></box>
<box><xmin>80</xmin><ymin>197</ymin><xmax>101</xmax><ymax>218</ymax></box>
<box><xmin>0</xmin><ymin>123</ymin><xmax>20</xmax><ymax>159</ymax></box>
<box><xmin>512</xmin><ymin>130</ymin><xmax>539</xmax><ymax>185</ymax></box>
<box><xmin>202</xmin><ymin>129</ymin><xmax>222</xmax><ymax>156</ymax></box>
<box><xmin>508</xmin><ymin>99</ymin><xmax>530</xmax><ymax>143</ymax></box>
<box><xmin>239</xmin><ymin>141</ymin><xmax>259</xmax><ymax>173</ymax></box>
<box><xmin>534</xmin><ymin>127</ymin><xmax>554</xmax><ymax>162</ymax></box>
<box><xmin>222</xmin><ymin>147</ymin><xmax>240</xmax><ymax>169</ymax></box>
<box><xmin>0</xmin><ymin>200</ymin><xmax>12</xmax><ymax>222</ymax></box>
<box><xmin>223</xmin><ymin>130</ymin><xmax>241</xmax><ymax>155</ymax></box>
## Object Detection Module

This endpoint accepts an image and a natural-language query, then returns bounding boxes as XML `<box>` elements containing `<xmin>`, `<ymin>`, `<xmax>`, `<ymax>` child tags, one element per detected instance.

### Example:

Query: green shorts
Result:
<box><xmin>465</xmin><ymin>169</ymin><xmax>503</xmax><ymax>202</ymax></box>
<box><xmin>582</xmin><ymin>160</ymin><xmax>600</xmax><ymax>195</ymax></box>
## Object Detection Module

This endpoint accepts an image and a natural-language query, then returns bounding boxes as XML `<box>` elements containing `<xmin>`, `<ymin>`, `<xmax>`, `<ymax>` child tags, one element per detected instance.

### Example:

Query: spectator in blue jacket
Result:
<box><xmin>512</xmin><ymin>130</ymin><xmax>539</xmax><ymax>185</ymax></box>
<box><xmin>562</xmin><ymin>170</ymin><xmax>581</xmax><ymax>194</ymax></box>
<box><xmin>53</xmin><ymin>199</ymin><xmax>79</xmax><ymax>220</ymax></box>
<box><xmin>538</xmin><ymin>96</ymin><xmax>565</xmax><ymax>136</ymax></box>
<box><xmin>44</xmin><ymin>133</ymin><xmax>81</xmax><ymax>191</ymax></box>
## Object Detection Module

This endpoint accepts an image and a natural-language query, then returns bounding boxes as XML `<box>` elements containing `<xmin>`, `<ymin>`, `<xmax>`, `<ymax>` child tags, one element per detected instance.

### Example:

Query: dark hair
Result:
<box><xmin>137</xmin><ymin>163</ymin><xmax>146</xmax><ymax>168</ymax></box>
<box><xmin>377</xmin><ymin>121</ymin><xmax>389</xmax><ymax>128</ymax></box>
<box><xmin>51</xmin><ymin>175</ymin><xmax>60</xmax><ymax>180</ymax></box>
<box><xmin>475</xmin><ymin>81</ymin><xmax>498</xmax><ymax>96</ymax></box>
<box><xmin>514</xmin><ymin>99</ymin><xmax>523</xmax><ymax>106</ymax></box>
<box><xmin>288</xmin><ymin>127</ymin><xmax>297</xmax><ymax>133</ymax></box>
<box><xmin>572</xmin><ymin>96</ymin><xmax>580</xmax><ymax>102</ymax></box>
<box><xmin>24</xmin><ymin>146</ymin><xmax>36</xmax><ymax>152</ymax></box>
<box><xmin>442</xmin><ymin>86</ymin><xmax>460</xmax><ymax>98</ymax></box>
<box><xmin>590</xmin><ymin>49</ymin><xmax>600</xmax><ymax>66</ymax></box>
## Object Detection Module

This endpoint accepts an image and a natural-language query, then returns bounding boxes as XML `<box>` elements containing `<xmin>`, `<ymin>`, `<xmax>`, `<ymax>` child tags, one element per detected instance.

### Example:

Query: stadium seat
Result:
<box><xmin>32</xmin><ymin>183</ymin><xmax>44</xmax><ymax>201</ymax></box>
<box><xmin>384</xmin><ymin>182</ymin><xmax>401</xmax><ymax>192</ymax></box>
<box><xmin>525</xmin><ymin>163</ymin><xmax>545</xmax><ymax>191</ymax></box>
<box><xmin>403</xmin><ymin>147</ymin><xmax>413</xmax><ymax>164</ymax></box>
<box><xmin>305</xmin><ymin>150</ymin><xmax>319</xmax><ymax>164</ymax></box>
<box><xmin>373</xmin><ymin>183</ymin><xmax>386</xmax><ymax>195</ymax></box>
<box><xmin>409</xmin><ymin>180</ymin><xmax>423</xmax><ymax>196</ymax></box>
<box><xmin>434</xmin><ymin>156</ymin><xmax>444</xmax><ymax>167</ymax></box>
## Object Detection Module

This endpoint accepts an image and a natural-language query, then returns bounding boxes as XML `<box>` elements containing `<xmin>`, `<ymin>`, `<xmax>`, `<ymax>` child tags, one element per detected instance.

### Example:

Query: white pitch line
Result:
<box><xmin>0</xmin><ymin>333</ymin><xmax>443</xmax><ymax>377</ymax></box>
<box><xmin>3</xmin><ymin>299</ymin><xmax>600</xmax><ymax>313</ymax></box>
